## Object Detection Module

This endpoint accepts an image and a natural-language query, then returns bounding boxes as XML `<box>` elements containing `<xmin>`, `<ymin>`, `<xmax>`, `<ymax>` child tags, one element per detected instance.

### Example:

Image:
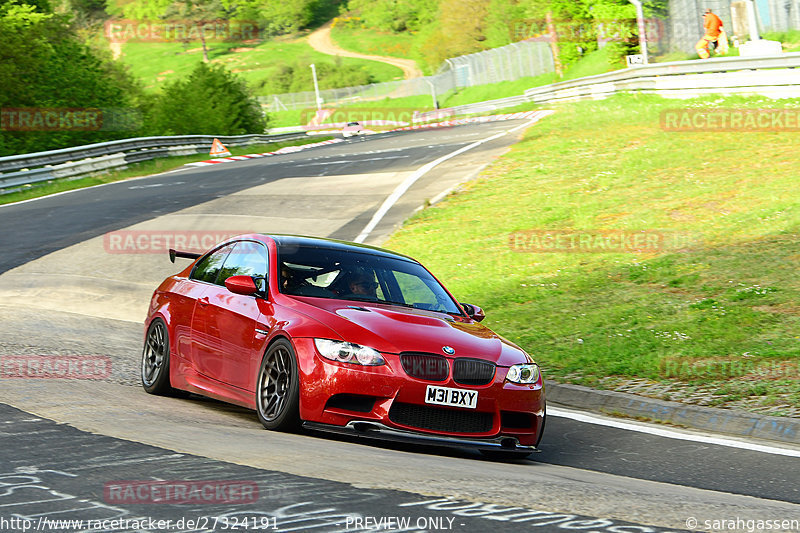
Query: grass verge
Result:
<box><xmin>1</xmin><ymin>137</ymin><xmax>332</xmax><ymax>206</ymax></box>
<box><xmin>120</xmin><ymin>39</ymin><xmax>404</xmax><ymax>94</ymax></box>
<box><xmin>385</xmin><ymin>93</ymin><xmax>800</xmax><ymax>415</ymax></box>
<box><xmin>329</xmin><ymin>22</ymin><xmax>418</xmax><ymax>62</ymax></box>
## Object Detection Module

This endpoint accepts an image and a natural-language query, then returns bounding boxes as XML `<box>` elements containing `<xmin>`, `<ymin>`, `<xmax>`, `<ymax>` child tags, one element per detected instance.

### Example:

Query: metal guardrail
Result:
<box><xmin>414</xmin><ymin>53</ymin><xmax>800</xmax><ymax>122</ymax></box>
<box><xmin>0</xmin><ymin>133</ymin><xmax>307</xmax><ymax>192</ymax></box>
<box><xmin>524</xmin><ymin>52</ymin><xmax>800</xmax><ymax>102</ymax></box>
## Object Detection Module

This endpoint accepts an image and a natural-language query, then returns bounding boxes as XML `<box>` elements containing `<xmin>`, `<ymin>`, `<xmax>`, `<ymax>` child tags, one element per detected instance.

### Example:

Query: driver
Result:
<box><xmin>280</xmin><ymin>264</ymin><xmax>303</xmax><ymax>293</ymax></box>
<box><xmin>344</xmin><ymin>268</ymin><xmax>378</xmax><ymax>298</ymax></box>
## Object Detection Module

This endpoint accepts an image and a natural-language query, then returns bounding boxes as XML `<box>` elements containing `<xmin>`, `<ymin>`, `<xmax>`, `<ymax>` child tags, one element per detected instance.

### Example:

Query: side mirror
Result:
<box><xmin>460</xmin><ymin>303</ymin><xmax>486</xmax><ymax>322</ymax></box>
<box><xmin>225</xmin><ymin>275</ymin><xmax>259</xmax><ymax>296</ymax></box>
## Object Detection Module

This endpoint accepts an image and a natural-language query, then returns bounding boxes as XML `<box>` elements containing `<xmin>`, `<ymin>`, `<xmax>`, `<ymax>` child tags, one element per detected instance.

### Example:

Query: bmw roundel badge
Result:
<box><xmin>442</xmin><ymin>346</ymin><xmax>455</xmax><ymax>355</ymax></box>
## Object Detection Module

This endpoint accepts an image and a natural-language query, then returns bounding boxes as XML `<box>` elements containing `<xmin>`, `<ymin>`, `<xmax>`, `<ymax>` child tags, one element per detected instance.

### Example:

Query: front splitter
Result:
<box><xmin>303</xmin><ymin>420</ymin><xmax>538</xmax><ymax>453</ymax></box>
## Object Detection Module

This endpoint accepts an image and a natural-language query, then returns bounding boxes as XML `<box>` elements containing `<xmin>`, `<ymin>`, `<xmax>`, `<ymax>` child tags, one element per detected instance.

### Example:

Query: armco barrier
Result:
<box><xmin>0</xmin><ymin>133</ymin><xmax>307</xmax><ymax>192</ymax></box>
<box><xmin>524</xmin><ymin>52</ymin><xmax>800</xmax><ymax>103</ymax></box>
<box><xmin>414</xmin><ymin>53</ymin><xmax>800</xmax><ymax>122</ymax></box>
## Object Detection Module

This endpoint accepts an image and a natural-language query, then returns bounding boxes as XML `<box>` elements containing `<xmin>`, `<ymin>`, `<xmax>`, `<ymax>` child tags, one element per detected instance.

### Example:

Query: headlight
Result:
<box><xmin>506</xmin><ymin>363</ymin><xmax>540</xmax><ymax>384</ymax></box>
<box><xmin>314</xmin><ymin>339</ymin><xmax>385</xmax><ymax>366</ymax></box>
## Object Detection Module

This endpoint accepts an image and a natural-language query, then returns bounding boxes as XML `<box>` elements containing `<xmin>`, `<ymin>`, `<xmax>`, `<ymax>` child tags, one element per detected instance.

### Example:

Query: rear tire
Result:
<box><xmin>256</xmin><ymin>339</ymin><xmax>301</xmax><ymax>431</ymax></box>
<box><xmin>141</xmin><ymin>318</ymin><xmax>172</xmax><ymax>395</ymax></box>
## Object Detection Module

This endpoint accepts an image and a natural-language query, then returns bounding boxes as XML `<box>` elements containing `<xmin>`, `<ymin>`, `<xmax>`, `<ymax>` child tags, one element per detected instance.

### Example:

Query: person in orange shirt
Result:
<box><xmin>696</xmin><ymin>8</ymin><xmax>725</xmax><ymax>59</ymax></box>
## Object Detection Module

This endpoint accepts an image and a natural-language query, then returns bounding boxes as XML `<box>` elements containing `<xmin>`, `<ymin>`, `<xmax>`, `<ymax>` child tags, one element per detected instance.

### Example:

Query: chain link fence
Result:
<box><xmin>259</xmin><ymin>41</ymin><xmax>555</xmax><ymax>112</ymax></box>
<box><xmin>655</xmin><ymin>0</ymin><xmax>800</xmax><ymax>55</ymax></box>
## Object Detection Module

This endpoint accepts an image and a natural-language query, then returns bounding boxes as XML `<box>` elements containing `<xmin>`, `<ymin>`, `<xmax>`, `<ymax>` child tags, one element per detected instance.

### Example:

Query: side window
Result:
<box><xmin>190</xmin><ymin>243</ymin><xmax>235</xmax><ymax>285</ymax></box>
<box><xmin>217</xmin><ymin>241</ymin><xmax>269</xmax><ymax>291</ymax></box>
<box><xmin>393</xmin><ymin>271</ymin><xmax>438</xmax><ymax>308</ymax></box>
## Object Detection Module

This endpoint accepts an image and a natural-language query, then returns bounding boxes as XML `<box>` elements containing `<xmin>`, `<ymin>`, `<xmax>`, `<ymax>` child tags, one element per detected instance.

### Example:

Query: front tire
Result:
<box><xmin>141</xmin><ymin>318</ymin><xmax>172</xmax><ymax>395</ymax></box>
<box><xmin>256</xmin><ymin>339</ymin><xmax>301</xmax><ymax>431</ymax></box>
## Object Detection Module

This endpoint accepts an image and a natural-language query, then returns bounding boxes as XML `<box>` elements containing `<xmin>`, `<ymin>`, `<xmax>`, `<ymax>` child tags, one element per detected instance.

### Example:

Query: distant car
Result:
<box><xmin>341</xmin><ymin>121</ymin><xmax>364</xmax><ymax>138</ymax></box>
<box><xmin>142</xmin><ymin>234</ymin><xmax>545</xmax><ymax>458</ymax></box>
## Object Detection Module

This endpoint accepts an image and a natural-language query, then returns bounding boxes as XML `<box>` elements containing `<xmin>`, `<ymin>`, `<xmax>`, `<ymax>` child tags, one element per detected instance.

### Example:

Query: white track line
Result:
<box><xmin>0</xmin><ymin>168</ymin><xmax>191</xmax><ymax>208</ymax></box>
<box><xmin>548</xmin><ymin>406</ymin><xmax>800</xmax><ymax>457</ymax></box>
<box><xmin>353</xmin><ymin>111</ymin><xmax>554</xmax><ymax>243</ymax></box>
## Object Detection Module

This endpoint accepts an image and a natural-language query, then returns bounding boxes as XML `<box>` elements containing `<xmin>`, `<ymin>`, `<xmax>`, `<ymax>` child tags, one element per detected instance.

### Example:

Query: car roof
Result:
<box><xmin>263</xmin><ymin>234</ymin><xmax>418</xmax><ymax>263</ymax></box>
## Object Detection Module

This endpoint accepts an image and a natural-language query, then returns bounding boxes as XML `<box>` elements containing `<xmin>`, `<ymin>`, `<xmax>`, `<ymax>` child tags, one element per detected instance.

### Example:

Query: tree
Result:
<box><xmin>0</xmin><ymin>1</ymin><xmax>145</xmax><ymax>155</ymax></box>
<box><xmin>150</xmin><ymin>62</ymin><xmax>267</xmax><ymax>136</ymax></box>
<box><xmin>163</xmin><ymin>0</ymin><xmax>229</xmax><ymax>63</ymax></box>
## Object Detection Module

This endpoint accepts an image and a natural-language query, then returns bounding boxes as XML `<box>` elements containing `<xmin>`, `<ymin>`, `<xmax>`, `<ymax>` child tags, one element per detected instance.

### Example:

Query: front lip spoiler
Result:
<box><xmin>303</xmin><ymin>420</ymin><xmax>538</xmax><ymax>453</ymax></box>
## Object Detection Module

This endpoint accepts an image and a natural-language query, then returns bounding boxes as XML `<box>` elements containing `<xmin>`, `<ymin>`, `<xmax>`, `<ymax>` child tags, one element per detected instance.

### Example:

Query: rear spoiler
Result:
<box><xmin>169</xmin><ymin>248</ymin><xmax>202</xmax><ymax>263</ymax></box>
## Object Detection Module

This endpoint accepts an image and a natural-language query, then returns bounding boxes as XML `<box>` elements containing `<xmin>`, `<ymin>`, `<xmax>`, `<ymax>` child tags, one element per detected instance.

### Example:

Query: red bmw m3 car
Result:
<box><xmin>141</xmin><ymin>234</ymin><xmax>545</xmax><ymax>458</ymax></box>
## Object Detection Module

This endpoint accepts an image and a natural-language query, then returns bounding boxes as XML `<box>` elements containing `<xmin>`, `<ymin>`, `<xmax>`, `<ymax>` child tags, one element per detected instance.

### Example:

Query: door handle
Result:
<box><xmin>197</xmin><ymin>297</ymin><xmax>210</xmax><ymax>306</ymax></box>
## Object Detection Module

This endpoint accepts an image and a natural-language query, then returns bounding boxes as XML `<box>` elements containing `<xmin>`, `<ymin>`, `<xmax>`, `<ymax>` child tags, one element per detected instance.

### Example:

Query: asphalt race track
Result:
<box><xmin>1</xmin><ymin>119</ymin><xmax>799</xmax><ymax>532</ymax></box>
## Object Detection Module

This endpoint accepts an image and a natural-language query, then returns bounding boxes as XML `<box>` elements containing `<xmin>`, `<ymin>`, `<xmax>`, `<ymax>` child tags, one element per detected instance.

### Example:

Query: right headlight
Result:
<box><xmin>506</xmin><ymin>363</ymin><xmax>540</xmax><ymax>384</ymax></box>
<box><xmin>314</xmin><ymin>338</ymin><xmax>385</xmax><ymax>366</ymax></box>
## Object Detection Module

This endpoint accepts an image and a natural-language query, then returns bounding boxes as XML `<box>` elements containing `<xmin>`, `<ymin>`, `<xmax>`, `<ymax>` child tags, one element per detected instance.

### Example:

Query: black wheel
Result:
<box><xmin>256</xmin><ymin>339</ymin><xmax>301</xmax><ymax>431</ymax></box>
<box><xmin>141</xmin><ymin>318</ymin><xmax>172</xmax><ymax>395</ymax></box>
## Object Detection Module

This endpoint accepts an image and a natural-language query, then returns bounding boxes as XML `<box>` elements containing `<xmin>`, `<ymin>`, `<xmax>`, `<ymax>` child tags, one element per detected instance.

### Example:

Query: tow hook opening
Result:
<box><xmin>500</xmin><ymin>437</ymin><xmax>518</xmax><ymax>449</ymax></box>
<box><xmin>352</xmin><ymin>422</ymin><xmax>381</xmax><ymax>433</ymax></box>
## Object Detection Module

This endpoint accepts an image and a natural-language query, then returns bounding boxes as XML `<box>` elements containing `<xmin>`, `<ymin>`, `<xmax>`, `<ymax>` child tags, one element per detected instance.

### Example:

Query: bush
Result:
<box><xmin>150</xmin><ymin>62</ymin><xmax>267</xmax><ymax>135</ymax></box>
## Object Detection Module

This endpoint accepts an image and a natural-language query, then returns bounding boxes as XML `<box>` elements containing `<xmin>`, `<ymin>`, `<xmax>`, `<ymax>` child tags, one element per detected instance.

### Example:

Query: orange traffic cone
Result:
<box><xmin>210</xmin><ymin>138</ymin><xmax>231</xmax><ymax>157</ymax></box>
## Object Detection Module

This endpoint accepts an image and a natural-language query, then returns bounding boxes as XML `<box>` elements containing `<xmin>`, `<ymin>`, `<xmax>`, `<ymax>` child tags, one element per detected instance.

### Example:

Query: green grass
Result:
<box><xmin>763</xmin><ymin>29</ymin><xmax>800</xmax><ymax>52</ymax></box>
<box><xmin>560</xmin><ymin>46</ymin><xmax>620</xmax><ymax>79</ymax></box>
<box><xmin>442</xmin><ymin>74</ymin><xmax>559</xmax><ymax>106</ymax></box>
<box><xmin>329</xmin><ymin>21</ymin><xmax>418</xmax><ymax>61</ymax></box>
<box><xmin>1</xmin><ymin>136</ymin><xmax>332</xmax><ymax>205</ymax></box>
<box><xmin>385</xmin><ymin>93</ymin><xmax>800</xmax><ymax>413</ymax></box>
<box><xmin>119</xmin><ymin>38</ymin><xmax>404</xmax><ymax>95</ymax></box>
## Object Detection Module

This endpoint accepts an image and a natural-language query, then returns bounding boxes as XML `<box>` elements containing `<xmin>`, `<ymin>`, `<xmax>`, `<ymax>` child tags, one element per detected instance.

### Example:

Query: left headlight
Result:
<box><xmin>506</xmin><ymin>363</ymin><xmax>541</xmax><ymax>384</ymax></box>
<box><xmin>314</xmin><ymin>339</ymin><xmax>385</xmax><ymax>366</ymax></box>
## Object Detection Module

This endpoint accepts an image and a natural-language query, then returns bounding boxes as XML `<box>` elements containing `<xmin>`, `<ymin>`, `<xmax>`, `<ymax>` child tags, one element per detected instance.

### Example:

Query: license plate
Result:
<box><xmin>425</xmin><ymin>385</ymin><xmax>478</xmax><ymax>409</ymax></box>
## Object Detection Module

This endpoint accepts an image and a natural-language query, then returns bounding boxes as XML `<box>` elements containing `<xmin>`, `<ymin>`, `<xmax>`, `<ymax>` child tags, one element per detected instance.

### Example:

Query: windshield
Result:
<box><xmin>277</xmin><ymin>244</ymin><xmax>462</xmax><ymax>315</ymax></box>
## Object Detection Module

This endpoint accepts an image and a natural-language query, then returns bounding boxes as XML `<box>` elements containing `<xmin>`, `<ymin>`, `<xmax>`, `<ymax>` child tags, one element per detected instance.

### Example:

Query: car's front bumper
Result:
<box><xmin>293</xmin><ymin>338</ymin><xmax>546</xmax><ymax>447</ymax></box>
<box><xmin>303</xmin><ymin>420</ymin><xmax>538</xmax><ymax>453</ymax></box>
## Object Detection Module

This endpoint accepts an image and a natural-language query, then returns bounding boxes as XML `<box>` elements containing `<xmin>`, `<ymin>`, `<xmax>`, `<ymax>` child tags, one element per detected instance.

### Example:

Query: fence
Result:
<box><xmin>260</xmin><ymin>40</ymin><xmax>555</xmax><ymax>112</ymax></box>
<box><xmin>654</xmin><ymin>0</ymin><xmax>800</xmax><ymax>55</ymax></box>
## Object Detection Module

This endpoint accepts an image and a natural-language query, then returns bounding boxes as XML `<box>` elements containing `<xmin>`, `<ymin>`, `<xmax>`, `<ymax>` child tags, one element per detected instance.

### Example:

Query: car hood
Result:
<box><xmin>290</xmin><ymin>297</ymin><xmax>529</xmax><ymax>366</ymax></box>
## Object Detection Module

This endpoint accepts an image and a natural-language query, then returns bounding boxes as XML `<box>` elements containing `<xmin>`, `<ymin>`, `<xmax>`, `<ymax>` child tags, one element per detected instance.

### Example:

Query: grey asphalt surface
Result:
<box><xmin>0</xmin><ymin>127</ymin><xmax>511</xmax><ymax>274</ymax></box>
<box><xmin>0</xmin><ymin>403</ymin><xmax>683</xmax><ymax>533</ymax></box>
<box><xmin>1</xmin><ymin>121</ymin><xmax>798</xmax><ymax>531</ymax></box>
